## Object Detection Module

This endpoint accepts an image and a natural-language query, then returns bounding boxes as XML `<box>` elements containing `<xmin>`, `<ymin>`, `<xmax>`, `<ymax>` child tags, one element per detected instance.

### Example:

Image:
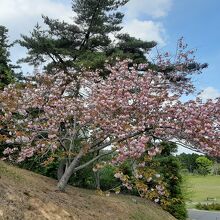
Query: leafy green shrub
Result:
<box><xmin>19</xmin><ymin>154</ymin><xmax>59</xmax><ymax>179</ymax></box>
<box><xmin>70</xmin><ymin>165</ymin><xmax>96</xmax><ymax>189</ymax></box>
<box><xmin>180</xmin><ymin>168</ymin><xmax>189</xmax><ymax>175</ymax></box>
<box><xmin>196</xmin><ymin>203</ymin><xmax>220</xmax><ymax>211</ymax></box>
<box><xmin>212</xmin><ymin>162</ymin><xmax>220</xmax><ymax>175</ymax></box>
<box><xmin>158</xmin><ymin>155</ymin><xmax>187</xmax><ymax>220</ymax></box>
<box><xmin>166</xmin><ymin>199</ymin><xmax>187</xmax><ymax>220</ymax></box>
<box><xmin>99</xmin><ymin>165</ymin><xmax>120</xmax><ymax>190</ymax></box>
<box><xmin>196</xmin><ymin>156</ymin><xmax>213</xmax><ymax>176</ymax></box>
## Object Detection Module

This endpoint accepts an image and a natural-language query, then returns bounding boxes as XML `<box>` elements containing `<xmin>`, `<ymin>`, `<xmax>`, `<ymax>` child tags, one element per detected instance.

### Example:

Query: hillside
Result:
<box><xmin>0</xmin><ymin>162</ymin><xmax>176</xmax><ymax>220</ymax></box>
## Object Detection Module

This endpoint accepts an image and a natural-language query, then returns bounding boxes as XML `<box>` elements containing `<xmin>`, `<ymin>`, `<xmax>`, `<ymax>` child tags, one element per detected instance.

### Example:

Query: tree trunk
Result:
<box><xmin>57</xmin><ymin>149</ymin><xmax>84</xmax><ymax>191</ymax></box>
<box><xmin>94</xmin><ymin>171</ymin><xmax>100</xmax><ymax>190</ymax></box>
<box><xmin>57</xmin><ymin>159</ymin><xmax>67</xmax><ymax>180</ymax></box>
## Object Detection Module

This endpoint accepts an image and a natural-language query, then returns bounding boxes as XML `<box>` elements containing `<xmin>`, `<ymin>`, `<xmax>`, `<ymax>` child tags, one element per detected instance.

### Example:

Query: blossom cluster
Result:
<box><xmin>0</xmin><ymin>59</ymin><xmax>219</xmax><ymax>165</ymax></box>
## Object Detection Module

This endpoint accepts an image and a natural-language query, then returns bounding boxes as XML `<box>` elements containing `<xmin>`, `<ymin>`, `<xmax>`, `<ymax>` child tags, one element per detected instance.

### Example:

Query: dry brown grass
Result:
<box><xmin>0</xmin><ymin>161</ymin><xmax>176</xmax><ymax>220</ymax></box>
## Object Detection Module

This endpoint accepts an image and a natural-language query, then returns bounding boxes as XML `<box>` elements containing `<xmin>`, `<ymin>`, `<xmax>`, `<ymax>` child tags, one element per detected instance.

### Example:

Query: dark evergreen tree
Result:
<box><xmin>0</xmin><ymin>26</ymin><xmax>23</xmax><ymax>158</ymax></box>
<box><xmin>18</xmin><ymin>0</ymin><xmax>156</xmax><ymax>74</ymax></box>
<box><xmin>107</xmin><ymin>33</ymin><xmax>156</xmax><ymax>64</ymax></box>
<box><xmin>18</xmin><ymin>0</ymin><xmax>207</xmax><ymax>84</ymax></box>
<box><xmin>0</xmin><ymin>26</ymin><xmax>15</xmax><ymax>89</ymax></box>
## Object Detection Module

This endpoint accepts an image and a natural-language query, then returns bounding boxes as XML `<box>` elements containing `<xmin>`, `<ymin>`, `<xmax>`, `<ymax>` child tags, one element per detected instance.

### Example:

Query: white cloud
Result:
<box><xmin>0</xmin><ymin>0</ymin><xmax>73</xmax><ymax>73</ymax></box>
<box><xmin>122</xmin><ymin>19</ymin><xmax>166</xmax><ymax>45</ymax></box>
<box><xmin>125</xmin><ymin>0</ymin><xmax>172</xmax><ymax>19</ymax></box>
<box><xmin>122</xmin><ymin>0</ymin><xmax>173</xmax><ymax>46</ymax></box>
<box><xmin>199</xmin><ymin>87</ymin><xmax>220</xmax><ymax>101</ymax></box>
<box><xmin>0</xmin><ymin>0</ymin><xmax>73</xmax><ymax>40</ymax></box>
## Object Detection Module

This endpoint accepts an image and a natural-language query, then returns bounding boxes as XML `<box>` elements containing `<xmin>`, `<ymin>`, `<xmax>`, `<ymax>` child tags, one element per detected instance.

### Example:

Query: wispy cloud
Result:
<box><xmin>125</xmin><ymin>0</ymin><xmax>172</xmax><ymax>19</ymax></box>
<box><xmin>122</xmin><ymin>19</ymin><xmax>166</xmax><ymax>45</ymax></box>
<box><xmin>0</xmin><ymin>0</ymin><xmax>73</xmax><ymax>40</ymax></box>
<box><xmin>199</xmin><ymin>87</ymin><xmax>220</xmax><ymax>101</ymax></box>
<box><xmin>122</xmin><ymin>0</ymin><xmax>172</xmax><ymax>46</ymax></box>
<box><xmin>0</xmin><ymin>0</ymin><xmax>73</xmax><ymax>72</ymax></box>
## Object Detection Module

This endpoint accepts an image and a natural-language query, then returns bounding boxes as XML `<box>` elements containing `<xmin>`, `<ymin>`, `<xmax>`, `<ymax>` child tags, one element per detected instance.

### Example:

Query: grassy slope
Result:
<box><xmin>0</xmin><ymin>162</ymin><xmax>176</xmax><ymax>220</ymax></box>
<box><xmin>185</xmin><ymin>175</ymin><xmax>220</xmax><ymax>207</ymax></box>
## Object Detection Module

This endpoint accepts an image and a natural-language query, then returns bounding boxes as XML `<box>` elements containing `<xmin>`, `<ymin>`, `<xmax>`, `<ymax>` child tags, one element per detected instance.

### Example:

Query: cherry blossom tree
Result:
<box><xmin>0</xmin><ymin>41</ymin><xmax>219</xmax><ymax>191</ymax></box>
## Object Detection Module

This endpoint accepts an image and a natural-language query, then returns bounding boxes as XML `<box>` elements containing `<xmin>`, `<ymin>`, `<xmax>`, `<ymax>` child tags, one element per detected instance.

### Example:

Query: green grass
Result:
<box><xmin>184</xmin><ymin>175</ymin><xmax>220</xmax><ymax>208</ymax></box>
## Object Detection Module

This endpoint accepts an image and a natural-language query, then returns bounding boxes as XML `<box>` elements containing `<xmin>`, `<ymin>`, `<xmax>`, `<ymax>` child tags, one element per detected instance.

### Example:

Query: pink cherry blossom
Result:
<box><xmin>0</xmin><ymin>45</ymin><xmax>219</xmax><ymax>191</ymax></box>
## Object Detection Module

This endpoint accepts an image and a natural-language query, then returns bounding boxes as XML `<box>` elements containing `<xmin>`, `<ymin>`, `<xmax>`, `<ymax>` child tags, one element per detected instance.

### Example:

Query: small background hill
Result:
<box><xmin>0</xmin><ymin>161</ymin><xmax>176</xmax><ymax>220</ymax></box>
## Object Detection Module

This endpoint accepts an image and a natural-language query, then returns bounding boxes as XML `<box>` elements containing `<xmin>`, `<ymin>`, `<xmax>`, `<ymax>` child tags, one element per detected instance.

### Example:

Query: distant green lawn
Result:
<box><xmin>184</xmin><ymin>175</ymin><xmax>220</xmax><ymax>208</ymax></box>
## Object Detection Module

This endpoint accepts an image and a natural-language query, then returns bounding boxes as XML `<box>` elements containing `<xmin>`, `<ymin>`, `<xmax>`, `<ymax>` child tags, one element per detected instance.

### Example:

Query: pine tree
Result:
<box><xmin>18</xmin><ymin>0</ymin><xmax>208</xmax><ymax>82</ymax></box>
<box><xmin>18</xmin><ymin>0</ymin><xmax>157</xmax><ymax>74</ymax></box>
<box><xmin>0</xmin><ymin>26</ymin><xmax>15</xmax><ymax>89</ymax></box>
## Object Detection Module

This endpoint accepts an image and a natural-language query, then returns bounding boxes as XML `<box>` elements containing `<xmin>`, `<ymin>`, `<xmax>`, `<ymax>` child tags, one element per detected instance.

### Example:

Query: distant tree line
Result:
<box><xmin>177</xmin><ymin>153</ymin><xmax>220</xmax><ymax>175</ymax></box>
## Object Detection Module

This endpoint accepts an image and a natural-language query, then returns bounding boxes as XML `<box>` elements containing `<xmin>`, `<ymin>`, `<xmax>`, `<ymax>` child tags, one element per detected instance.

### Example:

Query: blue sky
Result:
<box><xmin>164</xmin><ymin>0</ymin><xmax>220</xmax><ymax>93</ymax></box>
<box><xmin>0</xmin><ymin>0</ymin><xmax>219</xmax><ymax>99</ymax></box>
<box><xmin>124</xmin><ymin>0</ymin><xmax>220</xmax><ymax>99</ymax></box>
